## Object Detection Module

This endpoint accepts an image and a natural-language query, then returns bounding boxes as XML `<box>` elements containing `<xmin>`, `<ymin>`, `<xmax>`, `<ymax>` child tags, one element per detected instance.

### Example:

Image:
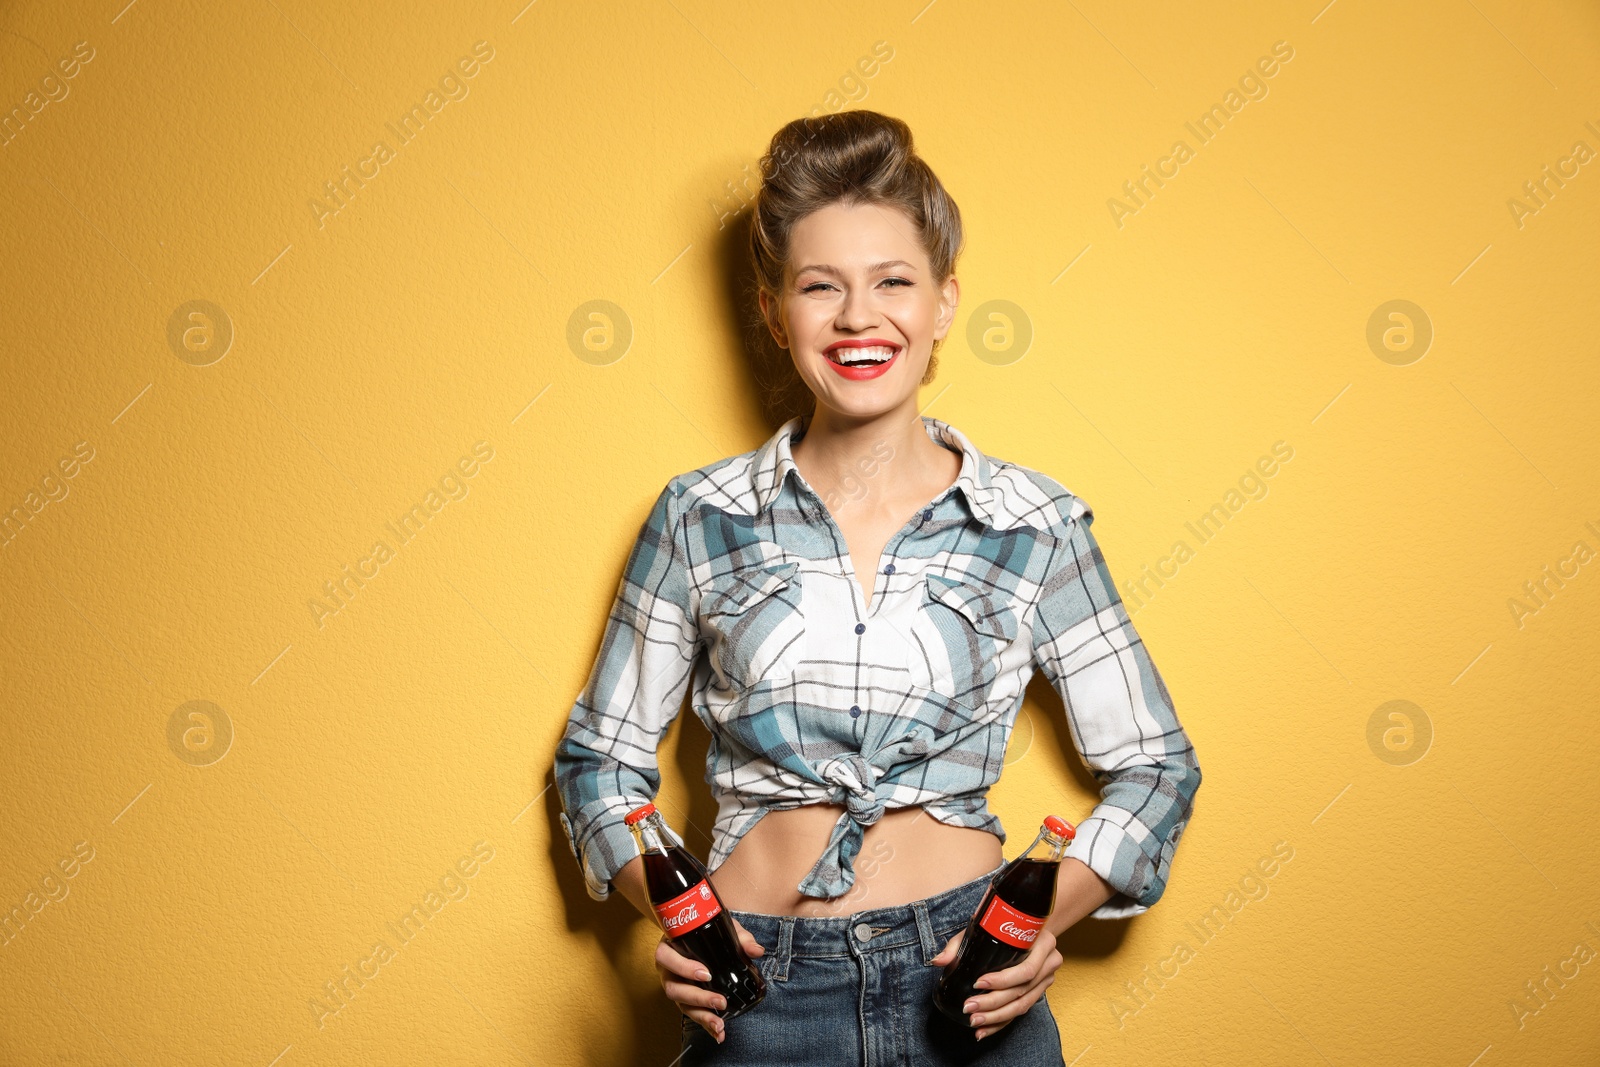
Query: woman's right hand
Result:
<box><xmin>654</xmin><ymin>919</ymin><xmax>766</xmax><ymax>1044</ymax></box>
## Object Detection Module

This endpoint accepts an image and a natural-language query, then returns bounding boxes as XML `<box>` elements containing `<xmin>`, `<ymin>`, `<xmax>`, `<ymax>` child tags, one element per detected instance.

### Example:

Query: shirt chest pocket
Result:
<box><xmin>909</xmin><ymin>573</ymin><xmax>1021</xmax><ymax>711</ymax></box>
<box><xmin>699</xmin><ymin>560</ymin><xmax>806</xmax><ymax>692</ymax></box>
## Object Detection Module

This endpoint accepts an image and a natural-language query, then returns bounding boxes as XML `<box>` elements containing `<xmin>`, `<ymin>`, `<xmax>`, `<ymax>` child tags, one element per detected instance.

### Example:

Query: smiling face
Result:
<box><xmin>759</xmin><ymin>200</ymin><xmax>959</xmax><ymax>420</ymax></box>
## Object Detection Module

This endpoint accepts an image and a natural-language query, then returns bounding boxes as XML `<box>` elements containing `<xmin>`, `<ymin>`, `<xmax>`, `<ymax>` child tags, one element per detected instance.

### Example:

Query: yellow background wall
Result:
<box><xmin>2</xmin><ymin>1</ymin><xmax>1597</xmax><ymax>1063</ymax></box>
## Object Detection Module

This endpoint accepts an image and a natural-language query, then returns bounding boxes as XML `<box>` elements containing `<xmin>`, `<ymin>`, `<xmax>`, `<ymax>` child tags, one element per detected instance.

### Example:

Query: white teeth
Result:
<box><xmin>829</xmin><ymin>346</ymin><xmax>897</xmax><ymax>365</ymax></box>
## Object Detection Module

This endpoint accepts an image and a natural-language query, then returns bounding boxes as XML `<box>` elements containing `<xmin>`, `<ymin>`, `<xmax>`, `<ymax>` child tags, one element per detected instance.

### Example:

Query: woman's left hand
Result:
<box><xmin>929</xmin><ymin>928</ymin><xmax>1064</xmax><ymax>1040</ymax></box>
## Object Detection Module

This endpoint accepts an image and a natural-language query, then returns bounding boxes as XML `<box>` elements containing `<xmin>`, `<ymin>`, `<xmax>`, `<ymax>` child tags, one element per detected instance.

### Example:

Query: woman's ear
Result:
<box><xmin>933</xmin><ymin>274</ymin><xmax>960</xmax><ymax>340</ymax></box>
<box><xmin>758</xmin><ymin>289</ymin><xmax>789</xmax><ymax>350</ymax></box>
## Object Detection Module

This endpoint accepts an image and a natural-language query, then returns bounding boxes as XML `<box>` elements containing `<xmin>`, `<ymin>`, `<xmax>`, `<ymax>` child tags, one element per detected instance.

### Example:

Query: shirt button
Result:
<box><xmin>854</xmin><ymin>922</ymin><xmax>873</xmax><ymax>942</ymax></box>
<box><xmin>884</xmin><ymin>563</ymin><xmax>895</xmax><ymax>575</ymax></box>
<box><xmin>854</xmin><ymin>622</ymin><xmax>865</xmax><ymax>635</ymax></box>
<box><xmin>922</xmin><ymin>509</ymin><xmax>933</xmax><ymax>521</ymax></box>
<box><xmin>850</xmin><ymin>705</ymin><xmax>862</xmax><ymax>718</ymax></box>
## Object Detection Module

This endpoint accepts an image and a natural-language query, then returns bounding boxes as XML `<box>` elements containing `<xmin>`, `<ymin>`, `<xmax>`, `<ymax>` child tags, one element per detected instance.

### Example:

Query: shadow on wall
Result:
<box><xmin>537</xmin><ymin>715</ymin><xmax>719</xmax><ymax>1063</ymax></box>
<box><xmin>1012</xmin><ymin>672</ymin><xmax>1138</xmax><ymax>965</ymax></box>
<box><xmin>718</xmin><ymin>203</ymin><xmax>816</xmax><ymax>434</ymax></box>
<box><xmin>539</xmin><ymin>213</ymin><xmax>799</xmax><ymax>1061</ymax></box>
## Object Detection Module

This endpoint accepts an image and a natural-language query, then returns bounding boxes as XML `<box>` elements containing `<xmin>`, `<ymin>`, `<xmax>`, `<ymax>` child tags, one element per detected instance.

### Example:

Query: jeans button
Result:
<box><xmin>854</xmin><ymin>922</ymin><xmax>873</xmax><ymax>942</ymax></box>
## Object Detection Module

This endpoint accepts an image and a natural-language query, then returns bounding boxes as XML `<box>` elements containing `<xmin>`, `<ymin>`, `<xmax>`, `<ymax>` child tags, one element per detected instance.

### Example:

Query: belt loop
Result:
<box><xmin>762</xmin><ymin>917</ymin><xmax>795</xmax><ymax>982</ymax></box>
<box><xmin>912</xmin><ymin>900</ymin><xmax>939</xmax><ymax>965</ymax></box>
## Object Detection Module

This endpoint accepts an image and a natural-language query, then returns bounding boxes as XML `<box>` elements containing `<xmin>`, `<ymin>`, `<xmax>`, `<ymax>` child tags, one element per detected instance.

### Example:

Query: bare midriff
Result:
<box><xmin>708</xmin><ymin>802</ymin><xmax>1004</xmax><ymax>916</ymax></box>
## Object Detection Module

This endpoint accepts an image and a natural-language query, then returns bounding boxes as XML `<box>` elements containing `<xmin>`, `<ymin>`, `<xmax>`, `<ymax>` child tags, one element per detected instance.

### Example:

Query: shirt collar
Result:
<box><xmin>751</xmin><ymin>413</ymin><xmax>1034</xmax><ymax>532</ymax></box>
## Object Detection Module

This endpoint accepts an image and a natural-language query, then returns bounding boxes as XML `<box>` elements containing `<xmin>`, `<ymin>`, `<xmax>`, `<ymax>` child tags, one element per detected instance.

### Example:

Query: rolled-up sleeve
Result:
<box><xmin>554</xmin><ymin>480</ymin><xmax>700</xmax><ymax>902</ymax></box>
<box><xmin>1029</xmin><ymin>500</ymin><xmax>1201</xmax><ymax>920</ymax></box>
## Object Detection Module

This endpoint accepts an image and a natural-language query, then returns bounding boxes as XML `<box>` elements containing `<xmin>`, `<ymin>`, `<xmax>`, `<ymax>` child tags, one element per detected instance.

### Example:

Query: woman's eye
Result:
<box><xmin>801</xmin><ymin>278</ymin><xmax>910</xmax><ymax>292</ymax></box>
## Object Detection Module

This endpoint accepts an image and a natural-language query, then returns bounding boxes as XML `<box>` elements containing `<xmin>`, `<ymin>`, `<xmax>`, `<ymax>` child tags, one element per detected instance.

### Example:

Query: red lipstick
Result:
<box><xmin>822</xmin><ymin>338</ymin><xmax>902</xmax><ymax>381</ymax></box>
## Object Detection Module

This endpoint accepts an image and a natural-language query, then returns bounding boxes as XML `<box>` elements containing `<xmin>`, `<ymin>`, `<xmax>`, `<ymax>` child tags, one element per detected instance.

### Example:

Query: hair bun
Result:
<box><xmin>749</xmin><ymin>110</ymin><xmax>962</xmax><ymax>299</ymax></box>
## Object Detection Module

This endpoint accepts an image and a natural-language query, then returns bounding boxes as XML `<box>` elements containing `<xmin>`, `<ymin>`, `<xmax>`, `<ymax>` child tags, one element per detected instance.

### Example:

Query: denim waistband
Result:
<box><xmin>726</xmin><ymin>863</ymin><xmax>1005</xmax><ymax>978</ymax></box>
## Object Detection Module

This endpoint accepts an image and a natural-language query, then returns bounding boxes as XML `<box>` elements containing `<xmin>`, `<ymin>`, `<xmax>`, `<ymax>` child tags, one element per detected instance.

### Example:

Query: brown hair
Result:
<box><xmin>743</xmin><ymin>110</ymin><xmax>964</xmax><ymax>421</ymax></box>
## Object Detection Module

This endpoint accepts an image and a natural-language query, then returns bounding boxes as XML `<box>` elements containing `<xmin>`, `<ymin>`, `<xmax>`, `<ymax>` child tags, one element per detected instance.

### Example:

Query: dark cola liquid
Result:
<box><xmin>644</xmin><ymin>843</ymin><xmax>765</xmax><ymax>1019</ymax></box>
<box><xmin>934</xmin><ymin>857</ymin><xmax>1059</xmax><ymax>1025</ymax></box>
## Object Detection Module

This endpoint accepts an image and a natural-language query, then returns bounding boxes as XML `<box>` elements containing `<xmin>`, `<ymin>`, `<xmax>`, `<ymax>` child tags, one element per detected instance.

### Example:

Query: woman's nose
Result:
<box><xmin>836</xmin><ymin>287</ymin><xmax>879</xmax><ymax>330</ymax></box>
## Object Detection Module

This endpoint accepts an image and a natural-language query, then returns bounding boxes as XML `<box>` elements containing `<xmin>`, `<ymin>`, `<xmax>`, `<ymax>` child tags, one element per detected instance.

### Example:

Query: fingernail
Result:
<box><xmin>697</xmin><ymin>969</ymin><xmax>711</xmax><ymax>981</ymax></box>
<box><xmin>972</xmin><ymin>1014</ymin><xmax>985</xmax><ymax>1026</ymax></box>
<box><xmin>963</xmin><ymin>1000</ymin><xmax>977</xmax><ymax>1013</ymax></box>
<box><xmin>716</xmin><ymin>997</ymin><xmax>727</xmax><ymax>1010</ymax></box>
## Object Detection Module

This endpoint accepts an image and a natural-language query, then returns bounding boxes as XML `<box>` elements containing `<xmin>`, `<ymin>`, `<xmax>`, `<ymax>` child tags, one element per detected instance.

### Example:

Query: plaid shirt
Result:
<box><xmin>554</xmin><ymin>414</ymin><xmax>1201</xmax><ymax>920</ymax></box>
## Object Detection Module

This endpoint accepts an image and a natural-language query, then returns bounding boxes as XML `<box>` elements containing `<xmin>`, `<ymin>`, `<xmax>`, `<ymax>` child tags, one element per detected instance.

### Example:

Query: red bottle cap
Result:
<box><xmin>623</xmin><ymin>802</ymin><xmax>657</xmax><ymax>826</ymax></box>
<box><xmin>1043</xmin><ymin>815</ymin><xmax>1075</xmax><ymax>841</ymax></box>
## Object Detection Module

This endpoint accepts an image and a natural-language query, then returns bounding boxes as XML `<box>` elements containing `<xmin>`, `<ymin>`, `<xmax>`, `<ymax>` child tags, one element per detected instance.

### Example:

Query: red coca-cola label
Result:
<box><xmin>654</xmin><ymin>879</ymin><xmax>722</xmax><ymax>937</ymax></box>
<box><xmin>977</xmin><ymin>893</ymin><xmax>1046</xmax><ymax>949</ymax></box>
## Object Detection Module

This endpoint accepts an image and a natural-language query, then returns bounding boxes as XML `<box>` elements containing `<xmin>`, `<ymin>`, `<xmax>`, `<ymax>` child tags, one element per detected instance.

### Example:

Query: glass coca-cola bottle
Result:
<box><xmin>625</xmin><ymin>802</ymin><xmax>765</xmax><ymax>1019</ymax></box>
<box><xmin>933</xmin><ymin>815</ymin><xmax>1076</xmax><ymax>1025</ymax></box>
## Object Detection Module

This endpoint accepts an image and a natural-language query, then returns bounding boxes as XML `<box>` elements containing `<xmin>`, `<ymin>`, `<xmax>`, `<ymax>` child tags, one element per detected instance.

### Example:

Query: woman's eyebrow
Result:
<box><xmin>796</xmin><ymin>260</ymin><xmax>917</xmax><ymax>276</ymax></box>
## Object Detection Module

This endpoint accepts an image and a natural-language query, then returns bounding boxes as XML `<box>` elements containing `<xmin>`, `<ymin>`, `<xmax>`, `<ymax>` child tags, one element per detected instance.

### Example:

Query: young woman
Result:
<box><xmin>554</xmin><ymin>110</ymin><xmax>1201</xmax><ymax>1065</ymax></box>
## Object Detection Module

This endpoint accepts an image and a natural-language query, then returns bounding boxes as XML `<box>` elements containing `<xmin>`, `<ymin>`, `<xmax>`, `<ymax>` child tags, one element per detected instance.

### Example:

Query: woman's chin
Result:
<box><xmin>800</xmin><ymin>367</ymin><xmax>929</xmax><ymax>417</ymax></box>
<box><xmin>815</xmin><ymin>389</ymin><xmax>917</xmax><ymax>421</ymax></box>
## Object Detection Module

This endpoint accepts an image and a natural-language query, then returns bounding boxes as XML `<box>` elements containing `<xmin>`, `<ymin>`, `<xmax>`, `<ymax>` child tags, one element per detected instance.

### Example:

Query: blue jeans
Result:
<box><xmin>678</xmin><ymin>862</ymin><xmax>1068</xmax><ymax>1065</ymax></box>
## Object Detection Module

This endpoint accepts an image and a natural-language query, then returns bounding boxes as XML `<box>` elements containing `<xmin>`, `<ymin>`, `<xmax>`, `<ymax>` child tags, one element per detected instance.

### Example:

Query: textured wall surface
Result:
<box><xmin>2</xmin><ymin>1</ymin><xmax>1597</xmax><ymax>1064</ymax></box>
